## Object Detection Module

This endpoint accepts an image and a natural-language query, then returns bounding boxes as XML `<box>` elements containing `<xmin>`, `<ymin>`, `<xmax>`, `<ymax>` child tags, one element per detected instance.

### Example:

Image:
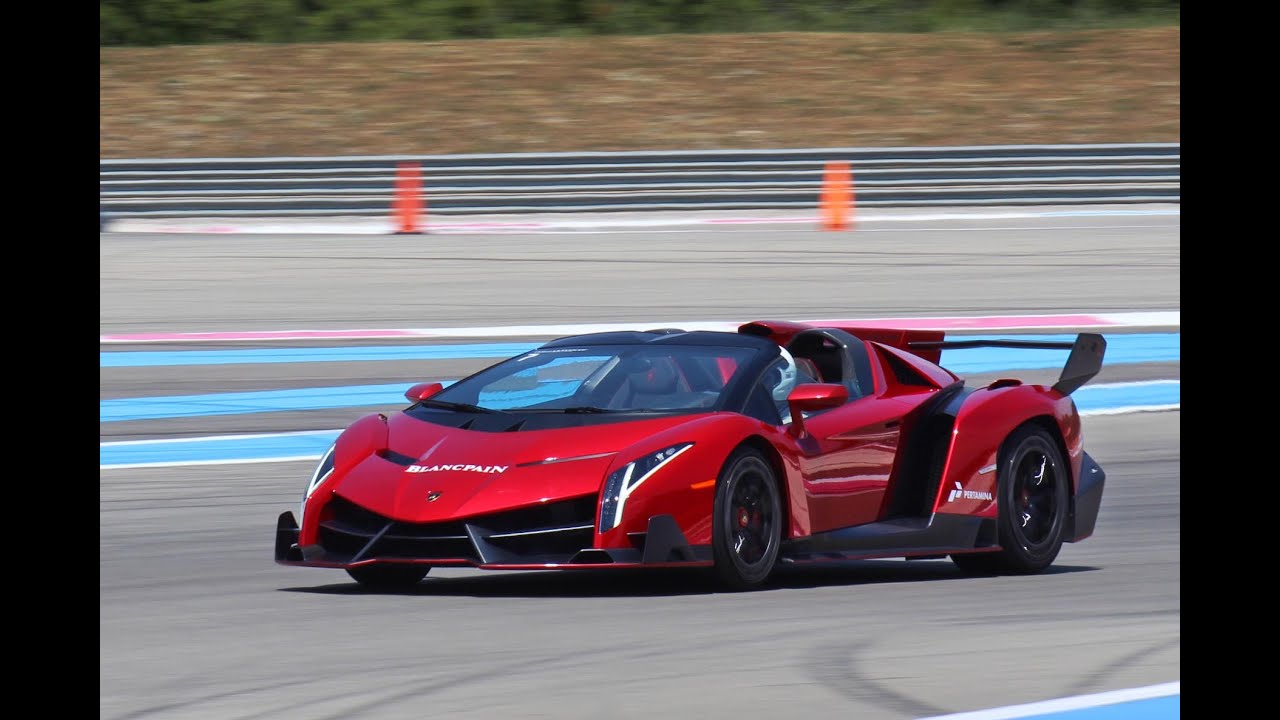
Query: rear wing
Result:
<box><xmin>909</xmin><ymin>333</ymin><xmax>1107</xmax><ymax>395</ymax></box>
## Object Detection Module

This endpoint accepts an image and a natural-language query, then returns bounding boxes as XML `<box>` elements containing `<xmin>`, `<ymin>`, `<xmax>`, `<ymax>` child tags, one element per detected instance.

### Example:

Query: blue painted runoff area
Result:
<box><xmin>101</xmin><ymin>374</ymin><xmax>1179</xmax><ymax>423</ymax></box>
<box><xmin>100</xmin><ymin>334</ymin><xmax>1179</xmax><ymax>423</ymax></box>
<box><xmin>102</xmin><ymin>430</ymin><xmax>341</xmax><ymax>467</ymax></box>
<box><xmin>1072</xmin><ymin>381</ymin><xmax>1178</xmax><ymax>410</ymax></box>
<box><xmin>100</xmin><ymin>333</ymin><xmax>1178</xmax><ymax>369</ymax></box>
<box><xmin>101</xmin><ymin>382</ymin><xmax>452</xmax><ymax>422</ymax></box>
<box><xmin>100</xmin><ymin>381</ymin><xmax>1178</xmax><ymax>467</ymax></box>
<box><xmin>100</xmin><ymin>342</ymin><xmax>534</xmax><ymax>368</ymax></box>
<box><xmin>1012</xmin><ymin>694</ymin><xmax>1178</xmax><ymax>720</ymax></box>
<box><xmin>100</xmin><ymin>368</ymin><xmax>1179</xmax><ymax>423</ymax></box>
<box><xmin>935</xmin><ymin>334</ymin><xmax>1178</xmax><ymax>374</ymax></box>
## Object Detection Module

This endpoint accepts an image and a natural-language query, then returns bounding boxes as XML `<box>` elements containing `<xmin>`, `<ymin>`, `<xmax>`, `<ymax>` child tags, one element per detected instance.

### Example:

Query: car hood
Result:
<box><xmin>330</xmin><ymin>410</ymin><xmax>708</xmax><ymax>523</ymax></box>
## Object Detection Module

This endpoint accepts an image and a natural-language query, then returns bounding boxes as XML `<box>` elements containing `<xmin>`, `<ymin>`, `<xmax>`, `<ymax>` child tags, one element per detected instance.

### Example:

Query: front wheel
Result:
<box><xmin>712</xmin><ymin>447</ymin><xmax>783</xmax><ymax>590</ymax></box>
<box><xmin>952</xmin><ymin>426</ymin><xmax>1069</xmax><ymax>575</ymax></box>
<box><xmin>346</xmin><ymin>564</ymin><xmax>430</xmax><ymax>588</ymax></box>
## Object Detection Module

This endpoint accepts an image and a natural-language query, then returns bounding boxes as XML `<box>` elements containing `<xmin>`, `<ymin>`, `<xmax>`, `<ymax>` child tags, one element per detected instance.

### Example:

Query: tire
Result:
<box><xmin>346</xmin><ymin>564</ymin><xmax>430</xmax><ymax>588</ymax></box>
<box><xmin>952</xmin><ymin>425</ymin><xmax>1070</xmax><ymax>575</ymax></box>
<box><xmin>712</xmin><ymin>447</ymin><xmax>783</xmax><ymax>590</ymax></box>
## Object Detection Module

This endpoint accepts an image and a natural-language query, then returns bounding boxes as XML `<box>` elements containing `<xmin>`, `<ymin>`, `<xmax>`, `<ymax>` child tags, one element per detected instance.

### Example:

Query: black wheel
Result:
<box><xmin>346</xmin><ymin>564</ymin><xmax>430</xmax><ymax>588</ymax></box>
<box><xmin>712</xmin><ymin>447</ymin><xmax>783</xmax><ymax>590</ymax></box>
<box><xmin>952</xmin><ymin>426</ymin><xmax>1069</xmax><ymax>575</ymax></box>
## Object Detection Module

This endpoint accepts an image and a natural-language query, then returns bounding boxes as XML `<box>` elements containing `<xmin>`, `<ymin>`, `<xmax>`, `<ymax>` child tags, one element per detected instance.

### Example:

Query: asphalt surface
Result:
<box><xmin>99</xmin><ymin>213</ymin><xmax>1180</xmax><ymax>719</ymax></box>
<box><xmin>99</xmin><ymin>213</ymin><xmax>1179</xmax><ymax>333</ymax></box>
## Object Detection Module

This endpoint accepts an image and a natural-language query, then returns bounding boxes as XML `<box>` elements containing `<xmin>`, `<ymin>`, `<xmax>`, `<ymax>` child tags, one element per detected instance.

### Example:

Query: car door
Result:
<box><xmin>792</xmin><ymin>395</ymin><xmax>909</xmax><ymax>533</ymax></box>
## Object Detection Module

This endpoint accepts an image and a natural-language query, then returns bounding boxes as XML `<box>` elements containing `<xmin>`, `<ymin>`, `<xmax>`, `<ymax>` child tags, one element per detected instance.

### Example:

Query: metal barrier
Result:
<box><xmin>99</xmin><ymin>143</ymin><xmax>1179</xmax><ymax>218</ymax></box>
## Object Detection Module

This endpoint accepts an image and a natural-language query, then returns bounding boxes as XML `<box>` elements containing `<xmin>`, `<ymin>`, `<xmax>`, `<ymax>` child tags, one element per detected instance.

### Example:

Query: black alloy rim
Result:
<box><xmin>729</xmin><ymin>467</ymin><xmax>775</xmax><ymax>567</ymax></box>
<box><xmin>1012</xmin><ymin>449</ymin><xmax>1059</xmax><ymax>549</ymax></box>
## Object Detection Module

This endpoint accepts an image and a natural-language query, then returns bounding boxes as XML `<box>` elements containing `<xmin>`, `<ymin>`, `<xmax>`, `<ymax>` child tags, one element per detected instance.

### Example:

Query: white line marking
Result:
<box><xmin>99</xmin><ymin>429</ymin><xmax>339</xmax><ymax>446</ymax></box>
<box><xmin>100</xmin><ymin>455</ymin><xmax>322</xmax><ymax>470</ymax></box>
<box><xmin>816</xmin><ymin>223</ymin><xmax>1181</xmax><ymax>233</ymax></box>
<box><xmin>1096</xmin><ymin>311</ymin><xmax>1181</xmax><ymax>327</ymax></box>
<box><xmin>1080</xmin><ymin>380</ymin><xmax>1180</xmax><ymax>389</ymax></box>
<box><xmin>918</xmin><ymin>681</ymin><xmax>1179</xmax><ymax>720</ymax></box>
<box><xmin>1082</xmin><ymin>403</ymin><xmax>1179</xmax><ymax>416</ymax></box>
<box><xmin>100</xmin><ymin>311</ymin><xmax>1181</xmax><ymax>343</ymax></box>
<box><xmin>106</xmin><ymin>206</ymin><xmax>1180</xmax><ymax>235</ymax></box>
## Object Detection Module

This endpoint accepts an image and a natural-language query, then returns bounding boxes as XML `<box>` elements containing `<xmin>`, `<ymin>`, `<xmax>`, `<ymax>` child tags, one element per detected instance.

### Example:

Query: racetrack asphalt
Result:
<box><xmin>99</xmin><ymin>212</ymin><xmax>1179</xmax><ymax>719</ymax></box>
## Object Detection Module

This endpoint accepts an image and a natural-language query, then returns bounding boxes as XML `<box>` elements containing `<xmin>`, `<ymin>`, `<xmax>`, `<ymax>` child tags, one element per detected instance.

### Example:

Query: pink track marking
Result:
<box><xmin>100</xmin><ymin>329</ymin><xmax>423</xmax><ymax>342</ymax></box>
<box><xmin>802</xmin><ymin>314</ymin><xmax>1106</xmax><ymax>330</ymax></box>
<box><xmin>100</xmin><ymin>312</ymin><xmax>1175</xmax><ymax>344</ymax></box>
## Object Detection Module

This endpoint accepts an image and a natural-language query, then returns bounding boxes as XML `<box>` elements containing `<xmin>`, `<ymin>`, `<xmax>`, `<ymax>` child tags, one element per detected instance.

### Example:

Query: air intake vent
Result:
<box><xmin>376</xmin><ymin>449</ymin><xmax>419</xmax><ymax>466</ymax></box>
<box><xmin>314</xmin><ymin>495</ymin><xmax>601</xmax><ymax>566</ymax></box>
<box><xmin>318</xmin><ymin>497</ymin><xmax>478</xmax><ymax>563</ymax></box>
<box><xmin>883</xmin><ymin>351</ymin><xmax>935</xmax><ymax>387</ymax></box>
<box><xmin>473</xmin><ymin>495</ymin><xmax>599</xmax><ymax>560</ymax></box>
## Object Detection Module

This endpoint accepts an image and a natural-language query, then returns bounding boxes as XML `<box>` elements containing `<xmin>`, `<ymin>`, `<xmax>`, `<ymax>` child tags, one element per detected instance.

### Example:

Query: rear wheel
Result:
<box><xmin>346</xmin><ymin>564</ymin><xmax>430</xmax><ymax>588</ymax></box>
<box><xmin>712</xmin><ymin>447</ymin><xmax>782</xmax><ymax>590</ymax></box>
<box><xmin>952</xmin><ymin>426</ymin><xmax>1069</xmax><ymax>575</ymax></box>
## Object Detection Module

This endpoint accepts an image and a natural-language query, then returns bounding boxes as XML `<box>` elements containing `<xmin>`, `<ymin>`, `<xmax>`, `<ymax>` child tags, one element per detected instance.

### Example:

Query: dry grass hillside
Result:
<box><xmin>100</xmin><ymin>27</ymin><xmax>1179</xmax><ymax>158</ymax></box>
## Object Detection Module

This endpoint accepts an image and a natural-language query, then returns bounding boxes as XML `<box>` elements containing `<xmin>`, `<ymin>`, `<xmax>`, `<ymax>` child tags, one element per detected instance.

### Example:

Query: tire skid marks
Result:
<box><xmin>804</xmin><ymin>639</ymin><xmax>947</xmax><ymax>717</ymax></box>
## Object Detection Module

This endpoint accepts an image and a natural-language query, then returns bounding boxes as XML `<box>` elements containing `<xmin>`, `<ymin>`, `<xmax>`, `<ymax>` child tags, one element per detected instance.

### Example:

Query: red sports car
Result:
<box><xmin>275</xmin><ymin>320</ymin><xmax>1106</xmax><ymax>589</ymax></box>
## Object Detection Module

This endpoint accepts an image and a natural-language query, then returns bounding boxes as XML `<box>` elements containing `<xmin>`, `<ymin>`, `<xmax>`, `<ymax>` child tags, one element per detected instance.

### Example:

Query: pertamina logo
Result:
<box><xmin>406</xmin><ymin>464</ymin><xmax>508</xmax><ymax>474</ymax></box>
<box><xmin>947</xmin><ymin>482</ymin><xmax>993</xmax><ymax>503</ymax></box>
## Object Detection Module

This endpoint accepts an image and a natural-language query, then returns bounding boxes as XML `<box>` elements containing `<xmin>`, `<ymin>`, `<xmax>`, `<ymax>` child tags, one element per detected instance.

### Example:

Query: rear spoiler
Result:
<box><xmin>910</xmin><ymin>333</ymin><xmax>1107</xmax><ymax>395</ymax></box>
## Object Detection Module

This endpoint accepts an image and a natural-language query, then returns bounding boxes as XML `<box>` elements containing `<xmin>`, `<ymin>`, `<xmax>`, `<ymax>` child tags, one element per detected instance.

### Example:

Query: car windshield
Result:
<box><xmin>428</xmin><ymin>344</ymin><xmax>759</xmax><ymax>412</ymax></box>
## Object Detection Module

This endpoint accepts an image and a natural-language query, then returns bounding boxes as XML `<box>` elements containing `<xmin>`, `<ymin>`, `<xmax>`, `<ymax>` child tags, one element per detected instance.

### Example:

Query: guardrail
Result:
<box><xmin>99</xmin><ymin>143</ymin><xmax>1179</xmax><ymax>219</ymax></box>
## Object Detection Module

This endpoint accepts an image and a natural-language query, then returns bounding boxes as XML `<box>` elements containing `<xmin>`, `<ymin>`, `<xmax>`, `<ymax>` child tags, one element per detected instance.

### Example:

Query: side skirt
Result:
<box><xmin>779</xmin><ymin>513</ymin><xmax>997</xmax><ymax>563</ymax></box>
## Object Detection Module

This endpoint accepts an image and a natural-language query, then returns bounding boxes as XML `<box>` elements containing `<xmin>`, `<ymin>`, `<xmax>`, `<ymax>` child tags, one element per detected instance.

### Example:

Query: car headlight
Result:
<box><xmin>599</xmin><ymin>443</ymin><xmax>693</xmax><ymax>532</ymax></box>
<box><xmin>299</xmin><ymin>443</ymin><xmax>337</xmax><ymax>527</ymax></box>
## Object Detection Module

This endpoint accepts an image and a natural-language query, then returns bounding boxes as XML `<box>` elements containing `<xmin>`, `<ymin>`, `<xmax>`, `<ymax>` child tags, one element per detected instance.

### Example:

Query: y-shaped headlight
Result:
<box><xmin>599</xmin><ymin>443</ymin><xmax>693</xmax><ymax>532</ymax></box>
<box><xmin>299</xmin><ymin>443</ymin><xmax>336</xmax><ymax>527</ymax></box>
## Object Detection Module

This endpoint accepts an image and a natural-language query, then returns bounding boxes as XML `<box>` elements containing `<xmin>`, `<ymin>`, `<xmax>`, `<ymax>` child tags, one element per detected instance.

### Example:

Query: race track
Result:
<box><xmin>100</xmin><ymin>211</ymin><xmax>1180</xmax><ymax>719</ymax></box>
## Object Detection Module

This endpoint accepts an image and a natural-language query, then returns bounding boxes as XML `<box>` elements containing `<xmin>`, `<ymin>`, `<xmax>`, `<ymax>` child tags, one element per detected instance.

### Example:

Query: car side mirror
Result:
<box><xmin>786</xmin><ymin>383</ymin><xmax>848</xmax><ymax>436</ymax></box>
<box><xmin>404</xmin><ymin>382</ymin><xmax>444</xmax><ymax>403</ymax></box>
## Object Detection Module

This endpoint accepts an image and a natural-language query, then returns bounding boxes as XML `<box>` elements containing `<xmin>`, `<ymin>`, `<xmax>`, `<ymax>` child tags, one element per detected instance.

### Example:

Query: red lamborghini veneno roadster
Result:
<box><xmin>275</xmin><ymin>321</ymin><xmax>1106</xmax><ymax>589</ymax></box>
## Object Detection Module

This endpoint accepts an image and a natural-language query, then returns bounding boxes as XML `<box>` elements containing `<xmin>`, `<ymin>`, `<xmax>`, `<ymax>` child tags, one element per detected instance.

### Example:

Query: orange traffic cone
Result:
<box><xmin>820</xmin><ymin>161</ymin><xmax>854</xmax><ymax>231</ymax></box>
<box><xmin>393</xmin><ymin>162</ymin><xmax>425</xmax><ymax>234</ymax></box>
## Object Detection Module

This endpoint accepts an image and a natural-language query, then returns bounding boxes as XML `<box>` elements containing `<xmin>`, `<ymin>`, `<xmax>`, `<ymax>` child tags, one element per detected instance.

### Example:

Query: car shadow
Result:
<box><xmin>278</xmin><ymin>561</ymin><xmax>1098</xmax><ymax>598</ymax></box>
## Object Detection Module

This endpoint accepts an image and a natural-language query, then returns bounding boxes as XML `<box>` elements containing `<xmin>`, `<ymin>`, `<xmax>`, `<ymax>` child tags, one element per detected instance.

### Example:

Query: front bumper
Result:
<box><xmin>274</xmin><ymin>506</ymin><xmax>710</xmax><ymax>570</ymax></box>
